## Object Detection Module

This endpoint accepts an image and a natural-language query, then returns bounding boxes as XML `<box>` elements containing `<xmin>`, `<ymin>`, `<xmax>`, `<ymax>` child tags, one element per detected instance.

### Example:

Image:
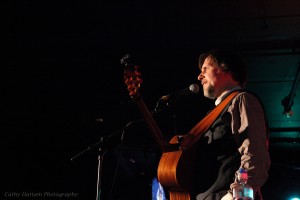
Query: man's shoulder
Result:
<box><xmin>235</xmin><ymin>90</ymin><xmax>261</xmax><ymax>100</ymax></box>
<box><xmin>233</xmin><ymin>90</ymin><xmax>265</xmax><ymax>107</ymax></box>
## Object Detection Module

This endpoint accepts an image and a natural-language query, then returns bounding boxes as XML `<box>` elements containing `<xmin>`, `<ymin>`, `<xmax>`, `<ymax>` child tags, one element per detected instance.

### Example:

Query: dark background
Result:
<box><xmin>5</xmin><ymin>0</ymin><xmax>300</xmax><ymax>199</ymax></box>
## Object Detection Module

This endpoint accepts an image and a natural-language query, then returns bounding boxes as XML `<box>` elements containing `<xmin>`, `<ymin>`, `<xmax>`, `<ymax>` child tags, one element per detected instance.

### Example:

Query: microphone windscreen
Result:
<box><xmin>189</xmin><ymin>84</ymin><xmax>199</xmax><ymax>93</ymax></box>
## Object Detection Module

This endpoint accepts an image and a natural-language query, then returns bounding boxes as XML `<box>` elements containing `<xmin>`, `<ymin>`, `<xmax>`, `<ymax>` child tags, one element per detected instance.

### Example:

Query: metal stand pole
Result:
<box><xmin>96</xmin><ymin>148</ymin><xmax>107</xmax><ymax>200</ymax></box>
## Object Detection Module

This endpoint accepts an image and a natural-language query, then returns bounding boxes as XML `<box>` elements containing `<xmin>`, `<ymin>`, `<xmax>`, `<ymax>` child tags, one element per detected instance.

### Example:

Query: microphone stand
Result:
<box><xmin>154</xmin><ymin>97</ymin><xmax>178</xmax><ymax>134</ymax></box>
<box><xmin>70</xmin><ymin>134</ymin><xmax>117</xmax><ymax>200</ymax></box>
<box><xmin>168</xmin><ymin>99</ymin><xmax>178</xmax><ymax>134</ymax></box>
<box><xmin>70</xmin><ymin>120</ymin><xmax>142</xmax><ymax>200</ymax></box>
<box><xmin>96</xmin><ymin>148</ymin><xmax>106</xmax><ymax>200</ymax></box>
<box><xmin>70</xmin><ymin>98</ymin><xmax>171</xmax><ymax>200</ymax></box>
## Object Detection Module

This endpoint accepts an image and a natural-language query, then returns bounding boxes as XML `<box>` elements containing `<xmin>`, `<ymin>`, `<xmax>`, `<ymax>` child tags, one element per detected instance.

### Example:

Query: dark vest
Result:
<box><xmin>194</xmin><ymin>97</ymin><xmax>241</xmax><ymax>200</ymax></box>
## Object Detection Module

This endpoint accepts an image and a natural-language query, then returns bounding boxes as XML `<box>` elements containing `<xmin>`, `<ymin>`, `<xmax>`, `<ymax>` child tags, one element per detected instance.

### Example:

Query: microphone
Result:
<box><xmin>160</xmin><ymin>84</ymin><xmax>199</xmax><ymax>101</ymax></box>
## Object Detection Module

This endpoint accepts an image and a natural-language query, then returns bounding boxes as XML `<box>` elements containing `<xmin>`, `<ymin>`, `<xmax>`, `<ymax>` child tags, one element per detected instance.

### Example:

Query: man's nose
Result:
<box><xmin>198</xmin><ymin>73</ymin><xmax>204</xmax><ymax>81</ymax></box>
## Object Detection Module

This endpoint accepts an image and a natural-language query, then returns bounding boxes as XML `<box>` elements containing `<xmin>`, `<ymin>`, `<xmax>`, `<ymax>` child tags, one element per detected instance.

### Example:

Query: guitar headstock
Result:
<box><xmin>121</xmin><ymin>54</ymin><xmax>143</xmax><ymax>99</ymax></box>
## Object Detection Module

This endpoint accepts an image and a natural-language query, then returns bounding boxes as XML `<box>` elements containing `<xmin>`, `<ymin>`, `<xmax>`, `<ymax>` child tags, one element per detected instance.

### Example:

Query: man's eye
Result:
<box><xmin>202</xmin><ymin>67</ymin><xmax>209</xmax><ymax>72</ymax></box>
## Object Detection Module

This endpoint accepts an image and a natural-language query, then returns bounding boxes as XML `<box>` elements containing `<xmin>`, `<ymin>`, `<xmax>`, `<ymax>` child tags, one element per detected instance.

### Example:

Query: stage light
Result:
<box><xmin>281</xmin><ymin>63</ymin><xmax>300</xmax><ymax>118</ymax></box>
<box><xmin>281</xmin><ymin>94</ymin><xmax>294</xmax><ymax>117</ymax></box>
<box><xmin>289</xmin><ymin>197</ymin><xmax>300</xmax><ymax>200</ymax></box>
<box><xmin>152</xmin><ymin>177</ymin><xmax>166</xmax><ymax>200</ymax></box>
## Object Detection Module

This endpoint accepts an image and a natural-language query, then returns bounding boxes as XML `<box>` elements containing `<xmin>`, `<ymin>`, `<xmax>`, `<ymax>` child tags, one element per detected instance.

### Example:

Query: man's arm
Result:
<box><xmin>228</xmin><ymin>92</ymin><xmax>271</xmax><ymax>193</ymax></box>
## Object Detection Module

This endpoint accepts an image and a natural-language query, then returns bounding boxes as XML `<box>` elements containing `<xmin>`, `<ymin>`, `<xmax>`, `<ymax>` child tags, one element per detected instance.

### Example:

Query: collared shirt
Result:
<box><xmin>226</xmin><ymin>91</ymin><xmax>270</xmax><ymax>196</ymax></box>
<box><xmin>215</xmin><ymin>86</ymin><xmax>242</xmax><ymax>106</ymax></box>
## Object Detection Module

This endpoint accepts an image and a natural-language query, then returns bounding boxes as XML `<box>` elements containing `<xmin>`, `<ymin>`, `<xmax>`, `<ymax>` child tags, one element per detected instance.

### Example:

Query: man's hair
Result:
<box><xmin>198</xmin><ymin>49</ymin><xmax>248</xmax><ymax>87</ymax></box>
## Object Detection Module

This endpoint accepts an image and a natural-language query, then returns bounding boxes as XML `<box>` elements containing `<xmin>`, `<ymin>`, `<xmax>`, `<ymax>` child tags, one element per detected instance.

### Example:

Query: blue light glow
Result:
<box><xmin>289</xmin><ymin>197</ymin><xmax>300</xmax><ymax>200</ymax></box>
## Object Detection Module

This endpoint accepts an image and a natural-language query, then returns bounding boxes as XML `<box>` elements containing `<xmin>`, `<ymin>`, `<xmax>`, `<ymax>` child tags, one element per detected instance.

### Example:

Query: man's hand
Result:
<box><xmin>221</xmin><ymin>192</ymin><xmax>233</xmax><ymax>200</ymax></box>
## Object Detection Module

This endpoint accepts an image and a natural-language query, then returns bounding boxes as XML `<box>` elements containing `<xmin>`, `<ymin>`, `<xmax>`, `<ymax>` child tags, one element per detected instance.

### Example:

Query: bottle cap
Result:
<box><xmin>238</xmin><ymin>168</ymin><xmax>248</xmax><ymax>180</ymax></box>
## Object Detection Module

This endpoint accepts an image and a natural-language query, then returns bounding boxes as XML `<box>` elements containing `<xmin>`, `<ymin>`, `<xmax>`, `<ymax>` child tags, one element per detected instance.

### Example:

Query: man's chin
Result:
<box><xmin>204</xmin><ymin>92</ymin><xmax>215</xmax><ymax>99</ymax></box>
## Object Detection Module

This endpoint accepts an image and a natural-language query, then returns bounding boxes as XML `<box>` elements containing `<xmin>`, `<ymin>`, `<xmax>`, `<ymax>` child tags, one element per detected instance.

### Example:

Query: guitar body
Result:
<box><xmin>158</xmin><ymin>136</ymin><xmax>197</xmax><ymax>200</ymax></box>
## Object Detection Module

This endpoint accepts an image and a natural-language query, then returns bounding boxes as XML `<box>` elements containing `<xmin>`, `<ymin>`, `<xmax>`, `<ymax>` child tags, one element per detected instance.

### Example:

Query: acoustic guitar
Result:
<box><xmin>122</xmin><ymin>54</ymin><xmax>196</xmax><ymax>200</ymax></box>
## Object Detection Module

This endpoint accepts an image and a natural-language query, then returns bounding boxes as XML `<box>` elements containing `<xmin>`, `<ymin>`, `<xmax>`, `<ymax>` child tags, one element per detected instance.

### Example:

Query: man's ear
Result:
<box><xmin>219</xmin><ymin>63</ymin><xmax>229</xmax><ymax>72</ymax></box>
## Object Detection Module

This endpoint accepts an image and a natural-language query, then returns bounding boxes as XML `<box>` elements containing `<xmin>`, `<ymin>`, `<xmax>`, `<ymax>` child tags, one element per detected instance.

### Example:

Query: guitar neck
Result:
<box><xmin>122</xmin><ymin>55</ymin><xmax>179</xmax><ymax>152</ymax></box>
<box><xmin>135</xmin><ymin>96</ymin><xmax>178</xmax><ymax>152</ymax></box>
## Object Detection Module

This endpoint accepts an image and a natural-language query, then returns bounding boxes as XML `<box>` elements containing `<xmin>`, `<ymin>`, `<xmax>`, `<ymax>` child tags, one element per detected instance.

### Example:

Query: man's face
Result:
<box><xmin>198</xmin><ymin>56</ymin><xmax>228</xmax><ymax>99</ymax></box>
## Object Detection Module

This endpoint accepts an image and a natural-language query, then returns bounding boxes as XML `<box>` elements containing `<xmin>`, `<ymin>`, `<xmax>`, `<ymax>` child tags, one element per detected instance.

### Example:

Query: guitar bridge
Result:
<box><xmin>177</xmin><ymin>135</ymin><xmax>185</xmax><ymax>143</ymax></box>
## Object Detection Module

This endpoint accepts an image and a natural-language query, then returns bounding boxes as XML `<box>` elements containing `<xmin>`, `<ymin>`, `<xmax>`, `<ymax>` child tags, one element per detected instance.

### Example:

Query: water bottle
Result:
<box><xmin>233</xmin><ymin>168</ymin><xmax>254</xmax><ymax>200</ymax></box>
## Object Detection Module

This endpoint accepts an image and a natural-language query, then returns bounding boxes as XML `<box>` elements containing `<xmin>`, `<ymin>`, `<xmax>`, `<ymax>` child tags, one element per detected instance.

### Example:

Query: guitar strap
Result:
<box><xmin>180</xmin><ymin>90</ymin><xmax>240</xmax><ymax>151</ymax></box>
